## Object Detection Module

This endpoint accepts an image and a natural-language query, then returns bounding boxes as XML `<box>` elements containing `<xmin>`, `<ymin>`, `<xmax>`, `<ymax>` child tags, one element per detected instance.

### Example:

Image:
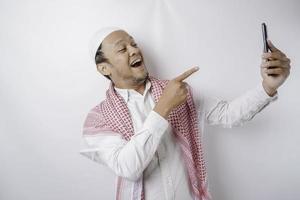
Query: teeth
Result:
<box><xmin>131</xmin><ymin>58</ymin><xmax>141</xmax><ymax>66</ymax></box>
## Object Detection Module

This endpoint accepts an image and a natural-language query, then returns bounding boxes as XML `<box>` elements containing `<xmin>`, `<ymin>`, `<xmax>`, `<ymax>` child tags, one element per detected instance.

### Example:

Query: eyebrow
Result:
<box><xmin>114</xmin><ymin>36</ymin><xmax>134</xmax><ymax>47</ymax></box>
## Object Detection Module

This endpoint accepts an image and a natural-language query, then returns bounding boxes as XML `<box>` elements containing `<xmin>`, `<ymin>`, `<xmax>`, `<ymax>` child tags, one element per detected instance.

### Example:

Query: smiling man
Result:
<box><xmin>94</xmin><ymin>29</ymin><xmax>148</xmax><ymax>94</ymax></box>
<box><xmin>80</xmin><ymin>27</ymin><xmax>291</xmax><ymax>200</ymax></box>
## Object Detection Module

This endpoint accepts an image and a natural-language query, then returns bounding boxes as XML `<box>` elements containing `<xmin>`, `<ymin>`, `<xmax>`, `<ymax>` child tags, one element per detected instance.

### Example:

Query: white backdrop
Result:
<box><xmin>0</xmin><ymin>0</ymin><xmax>299</xmax><ymax>199</ymax></box>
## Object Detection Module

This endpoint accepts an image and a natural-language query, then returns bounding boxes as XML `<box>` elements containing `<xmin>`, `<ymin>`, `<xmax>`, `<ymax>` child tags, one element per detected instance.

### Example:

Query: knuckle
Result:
<box><xmin>183</xmin><ymin>82</ymin><xmax>188</xmax><ymax>88</ymax></box>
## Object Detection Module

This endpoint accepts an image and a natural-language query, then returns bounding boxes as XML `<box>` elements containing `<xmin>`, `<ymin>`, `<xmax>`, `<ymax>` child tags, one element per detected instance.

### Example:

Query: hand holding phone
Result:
<box><xmin>260</xmin><ymin>23</ymin><xmax>291</xmax><ymax>93</ymax></box>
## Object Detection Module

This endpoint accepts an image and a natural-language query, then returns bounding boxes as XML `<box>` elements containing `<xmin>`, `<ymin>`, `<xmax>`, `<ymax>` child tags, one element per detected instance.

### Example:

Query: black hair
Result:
<box><xmin>95</xmin><ymin>43</ymin><xmax>111</xmax><ymax>80</ymax></box>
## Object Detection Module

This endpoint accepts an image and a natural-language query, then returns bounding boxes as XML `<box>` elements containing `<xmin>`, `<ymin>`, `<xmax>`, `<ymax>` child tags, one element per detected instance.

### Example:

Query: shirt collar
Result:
<box><xmin>114</xmin><ymin>79</ymin><xmax>152</xmax><ymax>103</ymax></box>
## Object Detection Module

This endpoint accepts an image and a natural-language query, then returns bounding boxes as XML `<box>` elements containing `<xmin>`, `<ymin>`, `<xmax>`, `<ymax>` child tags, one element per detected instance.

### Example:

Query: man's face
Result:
<box><xmin>98</xmin><ymin>30</ymin><xmax>148</xmax><ymax>88</ymax></box>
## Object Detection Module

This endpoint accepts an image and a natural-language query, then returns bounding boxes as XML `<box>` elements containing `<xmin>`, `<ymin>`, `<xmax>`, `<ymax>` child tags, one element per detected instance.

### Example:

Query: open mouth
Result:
<box><xmin>131</xmin><ymin>60</ymin><xmax>143</xmax><ymax>68</ymax></box>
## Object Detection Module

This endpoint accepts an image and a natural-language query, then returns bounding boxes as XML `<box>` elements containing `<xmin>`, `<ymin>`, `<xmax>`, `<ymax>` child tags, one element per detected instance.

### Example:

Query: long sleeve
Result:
<box><xmin>198</xmin><ymin>83</ymin><xmax>278</xmax><ymax>128</ymax></box>
<box><xmin>79</xmin><ymin>110</ymin><xmax>169</xmax><ymax>181</ymax></box>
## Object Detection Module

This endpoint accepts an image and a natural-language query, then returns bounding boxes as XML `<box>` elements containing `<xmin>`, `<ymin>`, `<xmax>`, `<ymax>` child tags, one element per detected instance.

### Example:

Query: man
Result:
<box><xmin>79</xmin><ymin>26</ymin><xmax>291</xmax><ymax>200</ymax></box>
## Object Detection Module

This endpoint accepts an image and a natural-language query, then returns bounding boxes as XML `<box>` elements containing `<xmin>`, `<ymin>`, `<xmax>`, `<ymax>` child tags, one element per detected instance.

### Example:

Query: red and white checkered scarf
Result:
<box><xmin>83</xmin><ymin>76</ymin><xmax>212</xmax><ymax>200</ymax></box>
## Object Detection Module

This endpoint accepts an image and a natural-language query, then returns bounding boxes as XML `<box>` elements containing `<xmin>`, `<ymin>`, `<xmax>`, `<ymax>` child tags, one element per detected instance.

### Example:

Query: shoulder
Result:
<box><xmin>82</xmin><ymin>100</ymin><xmax>112</xmax><ymax>135</ymax></box>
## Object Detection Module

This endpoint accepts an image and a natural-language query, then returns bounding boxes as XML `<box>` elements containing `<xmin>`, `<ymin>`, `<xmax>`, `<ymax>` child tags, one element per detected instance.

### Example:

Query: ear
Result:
<box><xmin>96</xmin><ymin>63</ymin><xmax>112</xmax><ymax>76</ymax></box>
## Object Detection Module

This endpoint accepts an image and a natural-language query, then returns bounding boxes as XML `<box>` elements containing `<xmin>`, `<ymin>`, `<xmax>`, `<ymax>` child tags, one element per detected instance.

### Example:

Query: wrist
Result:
<box><xmin>153</xmin><ymin>101</ymin><xmax>171</xmax><ymax>119</ymax></box>
<box><xmin>262</xmin><ymin>81</ymin><xmax>277</xmax><ymax>97</ymax></box>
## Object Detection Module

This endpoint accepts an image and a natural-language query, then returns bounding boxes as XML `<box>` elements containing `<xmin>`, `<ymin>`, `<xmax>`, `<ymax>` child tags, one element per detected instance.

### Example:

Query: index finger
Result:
<box><xmin>174</xmin><ymin>67</ymin><xmax>199</xmax><ymax>81</ymax></box>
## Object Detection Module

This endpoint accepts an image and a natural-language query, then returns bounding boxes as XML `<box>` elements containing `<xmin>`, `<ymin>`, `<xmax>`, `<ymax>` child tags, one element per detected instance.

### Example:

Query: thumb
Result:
<box><xmin>267</xmin><ymin>40</ymin><xmax>279</xmax><ymax>52</ymax></box>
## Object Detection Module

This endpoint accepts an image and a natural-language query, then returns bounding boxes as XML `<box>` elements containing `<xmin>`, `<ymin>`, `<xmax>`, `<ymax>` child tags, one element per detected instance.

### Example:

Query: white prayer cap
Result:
<box><xmin>88</xmin><ymin>26</ymin><xmax>123</xmax><ymax>63</ymax></box>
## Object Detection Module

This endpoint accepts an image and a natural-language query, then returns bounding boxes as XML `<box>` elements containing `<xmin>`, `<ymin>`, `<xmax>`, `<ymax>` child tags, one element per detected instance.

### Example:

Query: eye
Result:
<box><xmin>118</xmin><ymin>48</ymin><xmax>126</xmax><ymax>52</ymax></box>
<box><xmin>131</xmin><ymin>43</ymin><xmax>138</xmax><ymax>47</ymax></box>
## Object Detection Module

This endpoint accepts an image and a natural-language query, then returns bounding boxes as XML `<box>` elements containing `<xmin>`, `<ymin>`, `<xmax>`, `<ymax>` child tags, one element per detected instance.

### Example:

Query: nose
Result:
<box><xmin>128</xmin><ymin>45</ymin><xmax>139</xmax><ymax>57</ymax></box>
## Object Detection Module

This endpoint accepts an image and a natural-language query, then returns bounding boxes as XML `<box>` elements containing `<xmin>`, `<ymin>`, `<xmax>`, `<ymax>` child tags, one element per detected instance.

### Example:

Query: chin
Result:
<box><xmin>134</xmin><ymin>71</ymin><xmax>149</xmax><ymax>84</ymax></box>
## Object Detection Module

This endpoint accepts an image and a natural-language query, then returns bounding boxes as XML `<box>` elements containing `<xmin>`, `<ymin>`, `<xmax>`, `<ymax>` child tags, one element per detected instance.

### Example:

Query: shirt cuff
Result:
<box><xmin>143</xmin><ymin>110</ymin><xmax>169</xmax><ymax>137</ymax></box>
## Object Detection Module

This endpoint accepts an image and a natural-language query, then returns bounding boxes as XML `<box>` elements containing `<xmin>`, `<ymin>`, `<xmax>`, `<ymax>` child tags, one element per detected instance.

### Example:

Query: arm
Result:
<box><xmin>79</xmin><ymin>110</ymin><xmax>169</xmax><ymax>181</ymax></box>
<box><xmin>201</xmin><ymin>83</ymin><xmax>278</xmax><ymax>128</ymax></box>
<box><xmin>200</xmin><ymin>40</ymin><xmax>291</xmax><ymax>128</ymax></box>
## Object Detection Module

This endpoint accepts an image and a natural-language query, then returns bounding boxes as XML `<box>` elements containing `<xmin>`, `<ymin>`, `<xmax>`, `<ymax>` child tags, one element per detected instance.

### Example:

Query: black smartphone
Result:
<box><xmin>262</xmin><ymin>23</ymin><xmax>276</xmax><ymax>76</ymax></box>
<box><xmin>262</xmin><ymin>23</ymin><xmax>269</xmax><ymax>53</ymax></box>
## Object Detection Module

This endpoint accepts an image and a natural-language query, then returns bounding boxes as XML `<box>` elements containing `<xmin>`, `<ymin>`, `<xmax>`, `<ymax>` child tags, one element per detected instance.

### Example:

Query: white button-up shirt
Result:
<box><xmin>80</xmin><ymin>80</ymin><xmax>278</xmax><ymax>200</ymax></box>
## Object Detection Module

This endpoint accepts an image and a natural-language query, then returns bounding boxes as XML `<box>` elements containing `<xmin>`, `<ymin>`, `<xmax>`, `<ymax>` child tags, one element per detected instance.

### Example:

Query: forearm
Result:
<box><xmin>206</xmin><ymin>83</ymin><xmax>278</xmax><ymax>128</ymax></box>
<box><xmin>80</xmin><ymin>110</ymin><xmax>169</xmax><ymax>181</ymax></box>
<box><xmin>111</xmin><ymin>111</ymin><xmax>168</xmax><ymax>180</ymax></box>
